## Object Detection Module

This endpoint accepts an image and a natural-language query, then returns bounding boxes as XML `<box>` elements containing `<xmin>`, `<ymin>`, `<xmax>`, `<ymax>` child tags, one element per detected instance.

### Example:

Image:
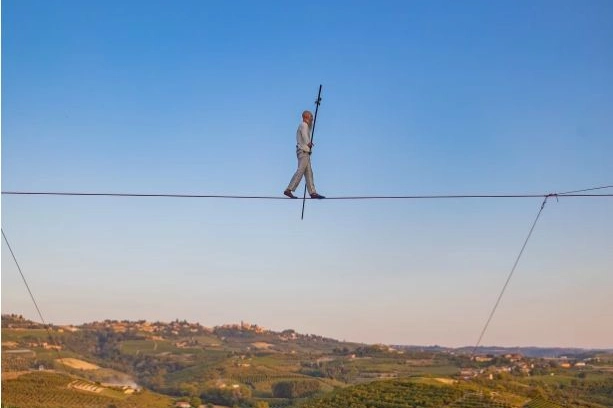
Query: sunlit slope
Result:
<box><xmin>1</xmin><ymin>371</ymin><xmax>172</xmax><ymax>408</ymax></box>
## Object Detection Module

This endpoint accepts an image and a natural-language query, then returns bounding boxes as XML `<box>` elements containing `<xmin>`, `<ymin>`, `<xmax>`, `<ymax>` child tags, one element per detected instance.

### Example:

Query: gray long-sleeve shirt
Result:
<box><xmin>296</xmin><ymin>122</ymin><xmax>312</xmax><ymax>153</ymax></box>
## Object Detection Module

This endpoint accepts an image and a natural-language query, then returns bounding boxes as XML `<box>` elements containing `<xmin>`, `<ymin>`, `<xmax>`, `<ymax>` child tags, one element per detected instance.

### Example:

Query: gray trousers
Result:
<box><xmin>286</xmin><ymin>149</ymin><xmax>316</xmax><ymax>195</ymax></box>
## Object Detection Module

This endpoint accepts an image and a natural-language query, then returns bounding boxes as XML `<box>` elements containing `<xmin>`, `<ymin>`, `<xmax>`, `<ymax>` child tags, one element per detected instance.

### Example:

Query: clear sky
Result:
<box><xmin>2</xmin><ymin>0</ymin><xmax>612</xmax><ymax>348</ymax></box>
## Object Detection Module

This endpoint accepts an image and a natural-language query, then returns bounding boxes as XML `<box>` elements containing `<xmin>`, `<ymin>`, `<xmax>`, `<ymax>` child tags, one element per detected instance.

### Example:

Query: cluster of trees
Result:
<box><xmin>299</xmin><ymin>360</ymin><xmax>357</xmax><ymax>383</ymax></box>
<box><xmin>271</xmin><ymin>380</ymin><xmax>321</xmax><ymax>398</ymax></box>
<box><xmin>1</xmin><ymin>314</ymin><xmax>45</xmax><ymax>329</ymax></box>
<box><xmin>200</xmin><ymin>384</ymin><xmax>252</xmax><ymax>406</ymax></box>
<box><xmin>54</xmin><ymin>329</ymin><xmax>199</xmax><ymax>393</ymax></box>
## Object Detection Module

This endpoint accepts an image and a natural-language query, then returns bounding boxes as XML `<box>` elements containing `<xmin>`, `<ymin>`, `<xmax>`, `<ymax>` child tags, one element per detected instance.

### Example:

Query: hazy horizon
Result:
<box><xmin>4</xmin><ymin>311</ymin><xmax>613</xmax><ymax>351</ymax></box>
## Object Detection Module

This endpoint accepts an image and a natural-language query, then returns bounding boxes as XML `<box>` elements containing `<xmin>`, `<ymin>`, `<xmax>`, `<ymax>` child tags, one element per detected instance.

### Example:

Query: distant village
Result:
<box><xmin>3</xmin><ymin>313</ymin><xmax>269</xmax><ymax>337</ymax></box>
<box><xmin>2</xmin><ymin>313</ymin><xmax>608</xmax><ymax>381</ymax></box>
<box><xmin>459</xmin><ymin>353</ymin><xmax>599</xmax><ymax>380</ymax></box>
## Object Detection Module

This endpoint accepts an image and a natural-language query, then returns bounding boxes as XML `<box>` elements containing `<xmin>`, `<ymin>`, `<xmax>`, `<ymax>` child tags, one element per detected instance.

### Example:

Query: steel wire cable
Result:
<box><xmin>2</xmin><ymin>228</ymin><xmax>67</xmax><ymax>371</ymax></box>
<box><xmin>2</xmin><ymin>191</ymin><xmax>612</xmax><ymax>199</ymax></box>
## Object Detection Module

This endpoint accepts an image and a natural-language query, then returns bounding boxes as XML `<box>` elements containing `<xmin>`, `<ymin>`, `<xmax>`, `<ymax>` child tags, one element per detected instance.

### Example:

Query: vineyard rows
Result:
<box><xmin>2</xmin><ymin>373</ymin><xmax>115</xmax><ymax>408</ymax></box>
<box><xmin>232</xmin><ymin>372</ymin><xmax>304</xmax><ymax>385</ymax></box>
<box><xmin>295</xmin><ymin>379</ymin><xmax>568</xmax><ymax>408</ymax></box>
<box><xmin>299</xmin><ymin>379</ymin><xmax>465</xmax><ymax>408</ymax></box>
<box><xmin>68</xmin><ymin>379</ymin><xmax>104</xmax><ymax>393</ymax></box>
<box><xmin>523</xmin><ymin>398</ymin><xmax>564</xmax><ymax>408</ymax></box>
<box><xmin>447</xmin><ymin>391</ymin><xmax>514</xmax><ymax>407</ymax></box>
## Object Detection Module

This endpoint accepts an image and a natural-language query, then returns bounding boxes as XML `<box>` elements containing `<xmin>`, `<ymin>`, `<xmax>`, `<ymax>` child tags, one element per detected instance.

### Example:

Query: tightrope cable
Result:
<box><xmin>470</xmin><ymin>195</ymin><xmax>552</xmax><ymax>356</ymax></box>
<box><xmin>558</xmin><ymin>184</ymin><xmax>613</xmax><ymax>195</ymax></box>
<box><xmin>2</xmin><ymin>228</ymin><xmax>67</xmax><ymax>371</ymax></box>
<box><xmin>469</xmin><ymin>183</ymin><xmax>612</xmax><ymax>356</ymax></box>
<box><xmin>3</xmin><ymin>183</ymin><xmax>611</xmax><ymax>361</ymax></box>
<box><xmin>2</xmin><ymin>229</ymin><xmax>48</xmax><ymax>327</ymax></box>
<box><xmin>2</xmin><ymin>191</ymin><xmax>612</xmax><ymax>199</ymax></box>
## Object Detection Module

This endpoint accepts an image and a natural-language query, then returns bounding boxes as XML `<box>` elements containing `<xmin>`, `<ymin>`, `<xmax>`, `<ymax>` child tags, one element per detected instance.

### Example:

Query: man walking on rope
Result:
<box><xmin>284</xmin><ymin>110</ymin><xmax>325</xmax><ymax>199</ymax></box>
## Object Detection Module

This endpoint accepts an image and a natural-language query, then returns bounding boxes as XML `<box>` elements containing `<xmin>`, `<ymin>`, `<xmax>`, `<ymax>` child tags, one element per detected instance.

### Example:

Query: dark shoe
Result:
<box><xmin>284</xmin><ymin>190</ymin><xmax>297</xmax><ymax>199</ymax></box>
<box><xmin>310</xmin><ymin>193</ymin><xmax>325</xmax><ymax>199</ymax></box>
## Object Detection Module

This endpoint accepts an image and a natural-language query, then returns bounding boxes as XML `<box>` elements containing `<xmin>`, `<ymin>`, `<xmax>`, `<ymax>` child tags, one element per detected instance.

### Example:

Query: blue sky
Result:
<box><xmin>2</xmin><ymin>0</ymin><xmax>612</xmax><ymax>348</ymax></box>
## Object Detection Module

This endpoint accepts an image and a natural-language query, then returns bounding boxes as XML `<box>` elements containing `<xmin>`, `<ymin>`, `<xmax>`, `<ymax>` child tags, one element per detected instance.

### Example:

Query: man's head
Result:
<box><xmin>302</xmin><ymin>110</ymin><xmax>313</xmax><ymax>126</ymax></box>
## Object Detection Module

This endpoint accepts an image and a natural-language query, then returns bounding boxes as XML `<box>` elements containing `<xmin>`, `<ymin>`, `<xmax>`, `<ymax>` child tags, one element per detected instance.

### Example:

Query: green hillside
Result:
<box><xmin>1</xmin><ymin>371</ymin><xmax>172</xmax><ymax>408</ymax></box>
<box><xmin>294</xmin><ymin>377</ymin><xmax>611</xmax><ymax>408</ymax></box>
<box><xmin>2</xmin><ymin>316</ymin><xmax>613</xmax><ymax>408</ymax></box>
<box><xmin>297</xmin><ymin>379</ymin><xmax>465</xmax><ymax>407</ymax></box>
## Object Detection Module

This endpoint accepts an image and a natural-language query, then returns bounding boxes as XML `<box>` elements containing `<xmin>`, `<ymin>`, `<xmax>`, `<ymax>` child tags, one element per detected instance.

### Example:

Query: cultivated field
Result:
<box><xmin>56</xmin><ymin>358</ymin><xmax>99</xmax><ymax>370</ymax></box>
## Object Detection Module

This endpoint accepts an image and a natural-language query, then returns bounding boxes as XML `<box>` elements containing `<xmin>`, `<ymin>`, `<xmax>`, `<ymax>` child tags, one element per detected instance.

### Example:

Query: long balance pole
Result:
<box><xmin>301</xmin><ymin>84</ymin><xmax>323</xmax><ymax>220</ymax></box>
